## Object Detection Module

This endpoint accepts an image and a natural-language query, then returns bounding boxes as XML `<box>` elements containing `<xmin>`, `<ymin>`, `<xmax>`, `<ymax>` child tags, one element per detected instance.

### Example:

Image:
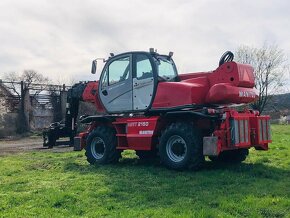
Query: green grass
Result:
<box><xmin>0</xmin><ymin>125</ymin><xmax>289</xmax><ymax>217</ymax></box>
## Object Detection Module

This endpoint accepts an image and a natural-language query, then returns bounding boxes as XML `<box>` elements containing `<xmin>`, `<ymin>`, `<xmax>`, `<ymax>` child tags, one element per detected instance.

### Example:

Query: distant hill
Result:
<box><xmin>264</xmin><ymin>93</ymin><xmax>290</xmax><ymax>111</ymax></box>
<box><xmin>264</xmin><ymin>93</ymin><xmax>290</xmax><ymax>119</ymax></box>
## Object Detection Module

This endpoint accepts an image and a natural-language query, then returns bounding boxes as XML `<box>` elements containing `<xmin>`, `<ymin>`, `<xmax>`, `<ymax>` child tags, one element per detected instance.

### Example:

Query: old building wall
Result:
<box><xmin>0</xmin><ymin>81</ymin><xmax>69</xmax><ymax>136</ymax></box>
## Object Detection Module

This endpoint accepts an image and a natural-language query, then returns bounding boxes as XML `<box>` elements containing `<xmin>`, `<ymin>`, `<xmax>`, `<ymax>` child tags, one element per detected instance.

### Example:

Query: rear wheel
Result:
<box><xmin>209</xmin><ymin>148</ymin><xmax>249</xmax><ymax>163</ymax></box>
<box><xmin>159</xmin><ymin>122</ymin><xmax>204</xmax><ymax>170</ymax></box>
<box><xmin>85</xmin><ymin>126</ymin><xmax>121</xmax><ymax>164</ymax></box>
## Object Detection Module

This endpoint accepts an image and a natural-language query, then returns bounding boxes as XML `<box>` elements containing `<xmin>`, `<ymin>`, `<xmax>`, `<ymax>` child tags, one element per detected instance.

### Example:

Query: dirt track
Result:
<box><xmin>0</xmin><ymin>136</ymin><xmax>73</xmax><ymax>156</ymax></box>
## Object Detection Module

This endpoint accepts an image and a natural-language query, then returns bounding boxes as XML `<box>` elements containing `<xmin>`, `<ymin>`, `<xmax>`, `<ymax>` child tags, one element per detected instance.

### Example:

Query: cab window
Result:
<box><xmin>136</xmin><ymin>54</ymin><xmax>153</xmax><ymax>80</ymax></box>
<box><xmin>154</xmin><ymin>56</ymin><xmax>177</xmax><ymax>81</ymax></box>
<box><xmin>108</xmin><ymin>56</ymin><xmax>130</xmax><ymax>85</ymax></box>
<box><xmin>101</xmin><ymin>68</ymin><xmax>108</xmax><ymax>88</ymax></box>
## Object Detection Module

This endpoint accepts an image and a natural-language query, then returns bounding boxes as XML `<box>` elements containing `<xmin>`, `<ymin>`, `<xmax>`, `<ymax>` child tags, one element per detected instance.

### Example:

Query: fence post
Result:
<box><xmin>60</xmin><ymin>84</ymin><xmax>67</xmax><ymax>120</ymax></box>
<box><xmin>23</xmin><ymin>86</ymin><xmax>31</xmax><ymax>131</ymax></box>
<box><xmin>17</xmin><ymin>81</ymin><xmax>29</xmax><ymax>133</ymax></box>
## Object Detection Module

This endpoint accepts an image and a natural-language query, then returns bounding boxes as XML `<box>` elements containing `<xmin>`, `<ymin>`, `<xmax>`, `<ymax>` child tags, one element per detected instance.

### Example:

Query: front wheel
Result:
<box><xmin>159</xmin><ymin>122</ymin><xmax>204</xmax><ymax>170</ymax></box>
<box><xmin>85</xmin><ymin>126</ymin><xmax>121</xmax><ymax>165</ymax></box>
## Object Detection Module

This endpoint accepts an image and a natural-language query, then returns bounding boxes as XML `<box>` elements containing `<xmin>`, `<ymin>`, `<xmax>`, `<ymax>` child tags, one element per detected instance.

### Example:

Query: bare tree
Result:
<box><xmin>55</xmin><ymin>74</ymin><xmax>78</xmax><ymax>86</ymax></box>
<box><xmin>4</xmin><ymin>70</ymin><xmax>50</xmax><ymax>97</ymax></box>
<box><xmin>21</xmin><ymin>70</ymin><xmax>49</xmax><ymax>88</ymax></box>
<box><xmin>3</xmin><ymin>71</ymin><xmax>21</xmax><ymax>99</ymax></box>
<box><xmin>235</xmin><ymin>44</ymin><xmax>288</xmax><ymax>114</ymax></box>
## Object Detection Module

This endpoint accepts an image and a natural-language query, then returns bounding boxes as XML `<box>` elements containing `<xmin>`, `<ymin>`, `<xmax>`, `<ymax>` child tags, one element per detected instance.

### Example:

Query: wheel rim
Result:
<box><xmin>91</xmin><ymin>137</ymin><xmax>105</xmax><ymax>160</ymax></box>
<box><xmin>166</xmin><ymin>135</ymin><xmax>187</xmax><ymax>162</ymax></box>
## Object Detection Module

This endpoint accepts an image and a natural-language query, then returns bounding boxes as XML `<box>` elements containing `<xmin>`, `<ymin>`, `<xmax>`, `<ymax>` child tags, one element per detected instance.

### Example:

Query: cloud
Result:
<box><xmin>0</xmin><ymin>0</ymin><xmax>289</xmax><ymax>85</ymax></box>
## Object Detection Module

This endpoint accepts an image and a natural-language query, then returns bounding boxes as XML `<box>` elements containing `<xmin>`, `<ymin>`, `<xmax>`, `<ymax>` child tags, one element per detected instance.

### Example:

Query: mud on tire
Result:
<box><xmin>85</xmin><ymin>126</ymin><xmax>121</xmax><ymax>165</ymax></box>
<box><xmin>159</xmin><ymin>122</ymin><xmax>204</xmax><ymax>170</ymax></box>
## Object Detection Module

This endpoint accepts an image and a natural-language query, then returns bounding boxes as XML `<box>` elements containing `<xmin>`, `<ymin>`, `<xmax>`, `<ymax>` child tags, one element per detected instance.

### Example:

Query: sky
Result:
<box><xmin>0</xmin><ymin>0</ymin><xmax>289</xmax><ymax>86</ymax></box>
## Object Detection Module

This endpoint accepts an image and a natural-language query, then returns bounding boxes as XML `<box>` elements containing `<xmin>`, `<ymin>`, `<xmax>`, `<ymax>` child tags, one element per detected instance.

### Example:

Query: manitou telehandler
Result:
<box><xmin>44</xmin><ymin>49</ymin><xmax>271</xmax><ymax>170</ymax></box>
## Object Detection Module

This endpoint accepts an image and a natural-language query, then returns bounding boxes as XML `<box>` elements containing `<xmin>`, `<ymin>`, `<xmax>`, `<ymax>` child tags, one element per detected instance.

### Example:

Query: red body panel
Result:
<box><xmin>113</xmin><ymin>116</ymin><xmax>160</xmax><ymax>150</ymax></box>
<box><xmin>82</xmin><ymin>81</ymin><xmax>105</xmax><ymax>113</ymax></box>
<box><xmin>82</xmin><ymin>82</ymin><xmax>97</xmax><ymax>103</ymax></box>
<box><xmin>152</xmin><ymin>62</ymin><xmax>258</xmax><ymax>108</ymax></box>
<box><xmin>152</xmin><ymin>77</ymin><xmax>209</xmax><ymax>107</ymax></box>
<box><xmin>207</xmin><ymin>62</ymin><xmax>255</xmax><ymax>88</ymax></box>
<box><xmin>205</xmin><ymin>84</ymin><xmax>258</xmax><ymax>104</ymax></box>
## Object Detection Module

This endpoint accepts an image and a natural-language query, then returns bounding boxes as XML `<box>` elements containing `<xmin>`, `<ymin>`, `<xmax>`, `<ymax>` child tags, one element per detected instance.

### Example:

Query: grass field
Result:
<box><xmin>0</xmin><ymin>125</ymin><xmax>289</xmax><ymax>217</ymax></box>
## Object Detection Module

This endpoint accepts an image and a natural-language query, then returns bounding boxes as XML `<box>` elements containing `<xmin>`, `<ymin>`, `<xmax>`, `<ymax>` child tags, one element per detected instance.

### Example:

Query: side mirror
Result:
<box><xmin>91</xmin><ymin>60</ymin><xmax>97</xmax><ymax>74</ymax></box>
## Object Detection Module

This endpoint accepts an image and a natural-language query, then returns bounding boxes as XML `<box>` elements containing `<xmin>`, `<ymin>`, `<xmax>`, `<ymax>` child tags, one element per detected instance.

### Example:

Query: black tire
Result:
<box><xmin>136</xmin><ymin>150</ymin><xmax>157</xmax><ymax>160</ymax></box>
<box><xmin>69</xmin><ymin>135</ymin><xmax>74</xmax><ymax>147</ymax></box>
<box><xmin>159</xmin><ymin>122</ymin><xmax>204</xmax><ymax>170</ymax></box>
<box><xmin>209</xmin><ymin>148</ymin><xmax>249</xmax><ymax>163</ymax></box>
<box><xmin>43</xmin><ymin>131</ymin><xmax>56</xmax><ymax>149</ymax></box>
<box><xmin>47</xmin><ymin>139</ymin><xmax>55</xmax><ymax>149</ymax></box>
<box><xmin>85</xmin><ymin>126</ymin><xmax>121</xmax><ymax>165</ymax></box>
<box><xmin>43</xmin><ymin>132</ymin><xmax>49</xmax><ymax>147</ymax></box>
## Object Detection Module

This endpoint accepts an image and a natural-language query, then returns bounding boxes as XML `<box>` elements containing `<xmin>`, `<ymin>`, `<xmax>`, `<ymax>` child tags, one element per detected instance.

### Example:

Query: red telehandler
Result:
<box><xmin>43</xmin><ymin>49</ymin><xmax>271</xmax><ymax>170</ymax></box>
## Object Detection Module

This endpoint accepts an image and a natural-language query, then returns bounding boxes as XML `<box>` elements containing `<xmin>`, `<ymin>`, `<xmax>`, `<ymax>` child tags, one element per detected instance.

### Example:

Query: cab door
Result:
<box><xmin>132</xmin><ymin>54</ymin><xmax>156</xmax><ymax>111</ymax></box>
<box><xmin>99</xmin><ymin>54</ymin><xmax>133</xmax><ymax>113</ymax></box>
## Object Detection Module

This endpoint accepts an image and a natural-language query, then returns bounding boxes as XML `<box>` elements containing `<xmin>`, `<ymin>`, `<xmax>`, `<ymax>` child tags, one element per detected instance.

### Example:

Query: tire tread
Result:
<box><xmin>159</xmin><ymin>122</ymin><xmax>204</xmax><ymax>170</ymax></box>
<box><xmin>85</xmin><ymin>126</ymin><xmax>121</xmax><ymax>164</ymax></box>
